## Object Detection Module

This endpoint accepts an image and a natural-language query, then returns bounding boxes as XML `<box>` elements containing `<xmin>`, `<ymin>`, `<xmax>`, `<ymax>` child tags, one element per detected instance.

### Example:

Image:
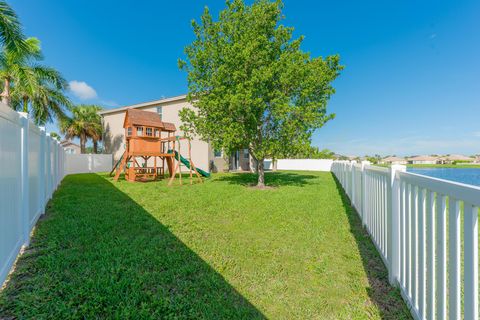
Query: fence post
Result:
<box><xmin>38</xmin><ymin>127</ymin><xmax>46</xmax><ymax>213</ymax></box>
<box><xmin>88</xmin><ymin>153</ymin><xmax>93</xmax><ymax>172</ymax></box>
<box><xmin>18</xmin><ymin>112</ymin><xmax>30</xmax><ymax>245</ymax></box>
<box><xmin>351</xmin><ymin>161</ymin><xmax>356</xmax><ymax>206</ymax></box>
<box><xmin>388</xmin><ymin>164</ymin><xmax>406</xmax><ymax>285</ymax></box>
<box><xmin>361</xmin><ymin>161</ymin><xmax>370</xmax><ymax>226</ymax></box>
<box><xmin>45</xmin><ymin>134</ymin><xmax>51</xmax><ymax>200</ymax></box>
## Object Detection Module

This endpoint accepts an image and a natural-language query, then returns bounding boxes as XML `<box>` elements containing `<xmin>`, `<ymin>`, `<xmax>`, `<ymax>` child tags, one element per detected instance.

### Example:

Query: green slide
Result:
<box><xmin>168</xmin><ymin>150</ymin><xmax>210</xmax><ymax>178</ymax></box>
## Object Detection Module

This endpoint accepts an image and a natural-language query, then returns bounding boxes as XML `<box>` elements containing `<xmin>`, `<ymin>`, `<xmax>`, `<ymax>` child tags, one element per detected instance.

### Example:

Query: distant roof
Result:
<box><xmin>439</xmin><ymin>154</ymin><xmax>474</xmax><ymax>161</ymax></box>
<box><xmin>60</xmin><ymin>140</ymin><xmax>80</xmax><ymax>148</ymax></box>
<box><xmin>408</xmin><ymin>155</ymin><xmax>438</xmax><ymax>161</ymax></box>
<box><xmin>383</xmin><ymin>156</ymin><xmax>405</xmax><ymax>162</ymax></box>
<box><xmin>123</xmin><ymin>108</ymin><xmax>176</xmax><ymax>132</ymax></box>
<box><xmin>98</xmin><ymin>94</ymin><xmax>187</xmax><ymax>115</ymax></box>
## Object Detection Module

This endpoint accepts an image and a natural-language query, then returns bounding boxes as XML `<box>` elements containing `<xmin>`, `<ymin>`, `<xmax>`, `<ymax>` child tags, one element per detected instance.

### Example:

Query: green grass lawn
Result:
<box><xmin>0</xmin><ymin>171</ymin><xmax>410</xmax><ymax>319</ymax></box>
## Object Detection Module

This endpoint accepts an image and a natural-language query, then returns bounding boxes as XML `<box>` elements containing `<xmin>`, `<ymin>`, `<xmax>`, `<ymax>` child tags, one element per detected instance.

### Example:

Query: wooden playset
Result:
<box><xmin>111</xmin><ymin>108</ymin><xmax>209</xmax><ymax>184</ymax></box>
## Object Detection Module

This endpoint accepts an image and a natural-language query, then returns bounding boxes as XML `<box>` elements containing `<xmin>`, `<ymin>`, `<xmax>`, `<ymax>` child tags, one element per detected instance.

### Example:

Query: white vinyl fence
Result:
<box><xmin>0</xmin><ymin>104</ymin><xmax>65</xmax><ymax>287</ymax></box>
<box><xmin>264</xmin><ymin>159</ymin><xmax>333</xmax><ymax>171</ymax></box>
<box><xmin>0</xmin><ymin>103</ymin><xmax>113</xmax><ymax>287</ymax></box>
<box><xmin>332</xmin><ymin>161</ymin><xmax>480</xmax><ymax>320</ymax></box>
<box><xmin>65</xmin><ymin>154</ymin><xmax>112</xmax><ymax>174</ymax></box>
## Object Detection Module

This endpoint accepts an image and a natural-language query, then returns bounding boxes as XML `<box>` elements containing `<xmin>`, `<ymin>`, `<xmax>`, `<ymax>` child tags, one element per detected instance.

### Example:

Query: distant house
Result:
<box><xmin>438</xmin><ymin>154</ymin><xmax>474</xmax><ymax>164</ymax></box>
<box><xmin>60</xmin><ymin>140</ymin><xmax>81</xmax><ymax>154</ymax></box>
<box><xmin>380</xmin><ymin>156</ymin><xmax>407</xmax><ymax>165</ymax></box>
<box><xmin>407</xmin><ymin>155</ymin><xmax>439</xmax><ymax>165</ymax></box>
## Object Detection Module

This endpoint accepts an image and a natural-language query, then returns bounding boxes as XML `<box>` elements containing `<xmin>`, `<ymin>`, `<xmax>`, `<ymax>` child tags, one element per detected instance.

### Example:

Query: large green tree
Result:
<box><xmin>179</xmin><ymin>0</ymin><xmax>342</xmax><ymax>187</ymax></box>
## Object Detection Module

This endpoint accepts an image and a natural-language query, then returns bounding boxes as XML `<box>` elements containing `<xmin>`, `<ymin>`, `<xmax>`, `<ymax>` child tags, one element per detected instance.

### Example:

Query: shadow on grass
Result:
<box><xmin>215</xmin><ymin>171</ymin><xmax>317</xmax><ymax>187</ymax></box>
<box><xmin>332</xmin><ymin>175</ymin><xmax>412</xmax><ymax>319</ymax></box>
<box><xmin>0</xmin><ymin>174</ymin><xmax>265</xmax><ymax>319</ymax></box>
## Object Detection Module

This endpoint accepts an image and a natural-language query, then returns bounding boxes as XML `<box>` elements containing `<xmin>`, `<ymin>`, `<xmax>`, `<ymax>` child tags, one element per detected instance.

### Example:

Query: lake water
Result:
<box><xmin>407</xmin><ymin>168</ymin><xmax>480</xmax><ymax>187</ymax></box>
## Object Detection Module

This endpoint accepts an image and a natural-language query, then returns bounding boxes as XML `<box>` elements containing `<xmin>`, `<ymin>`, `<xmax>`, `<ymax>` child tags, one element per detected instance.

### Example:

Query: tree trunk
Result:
<box><xmin>93</xmin><ymin>140</ymin><xmax>98</xmax><ymax>154</ymax></box>
<box><xmin>249</xmin><ymin>145</ymin><xmax>258</xmax><ymax>173</ymax></box>
<box><xmin>80</xmin><ymin>132</ymin><xmax>87</xmax><ymax>154</ymax></box>
<box><xmin>22</xmin><ymin>96</ymin><xmax>28</xmax><ymax>113</ymax></box>
<box><xmin>257</xmin><ymin>158</ymin><xmax>265</xmax><ymax>187</ymax></box>
<box><xmin>272</xmin><ymin>157</ymin><xmax>277</xmax><ymax>171</ymax></box>
<box><xmin>1</xmin><ymin>78</ymin><xmax>11</xmax><ymax>106</ymax></box>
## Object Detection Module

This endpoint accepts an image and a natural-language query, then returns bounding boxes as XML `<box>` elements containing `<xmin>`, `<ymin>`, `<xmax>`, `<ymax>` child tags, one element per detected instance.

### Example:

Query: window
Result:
<box><xmin>127</xmin><ymin>127</ymin><xmax>132</xmax><ymax>136</ymax></box>
<box><xmin>156</xmin><ymin>106</ymin><xmax>163</xmax><ymax>120</ymax></box>
<box><xmin>136</xmin><ymin>126</ymin><xmax>143</xmax><ymax>136</ymax></box>
<box><xmin>146</xmin><ymin>127</ymin><xmax>153</xmax><ymax>136</ymax></box>
<box><xmin>243</xmin><ymin>149</ymin><xmax>249</xmax><ymax>159</ymax></box>
<box><xmin>154</xmin><ymin>129</ymin><xmax>160</xmax><ymax>137</ymax></box>
<box><xmin>214</xmin><ymin>149</ymin><xmax>222</xmax><ymax>158</ymax></box>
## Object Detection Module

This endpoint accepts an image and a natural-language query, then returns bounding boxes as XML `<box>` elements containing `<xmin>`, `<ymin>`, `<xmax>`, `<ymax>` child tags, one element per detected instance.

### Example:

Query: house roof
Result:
<box><xmin>407</xmin><ymin>155</ymin><xmax>438</xmax><ymax>161</ymax></box>
<box><xmin>439</xmin><ymin>154</ymin><xmax>474</xmax><ymax>161</ymax></box>
<box><xmin>123</xmin><ymin>108</ymin><xmax>176</xmax><ymax>132</ymax></box>
<box><xmin>98</xmin><ymin>94</ymin><xmax>187</xmax><ymax>116</ymax></box>
<box><xmin>60</xmin><ymin>140</ymin><xmax>80</xmax><ymax>148</ymax></box>
<box><xmin>383</xmin><ymin>156</ymin><xmax>405</xmax><ymax>162</ymax></box>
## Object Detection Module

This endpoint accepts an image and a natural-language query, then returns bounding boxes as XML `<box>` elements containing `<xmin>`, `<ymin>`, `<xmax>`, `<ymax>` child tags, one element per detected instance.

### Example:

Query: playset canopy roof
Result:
<box><xmin>123</xmin><ymin>108</ymin><xmax>176</xmax><ymax>132</ymax></box>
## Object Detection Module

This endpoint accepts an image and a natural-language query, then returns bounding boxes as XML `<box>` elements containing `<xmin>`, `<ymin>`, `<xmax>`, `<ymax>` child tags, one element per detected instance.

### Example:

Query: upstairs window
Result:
<box><xmin>154</xmin><ymin>129</ymin><xmax>160</xmax><ymax>137</ymax></box>
<box><xmin>156</xmin><ymin>106</ymin><xmax>163</xmax><ymax>120</ymax></box>
<box><xmin>146</xmin><ymin>127</ymin><xmax>153</xmax><ymax>136</ymax></box>
<box><xmin>136</xmin><ymin>126</ymin><xmax>143</xmax><ymax>136</ymax></box>
<box><xmin>127</xmin><ymin>127</ymin><xmax>132</xmax><ymax>136</ymax></box>
<box><xmin>243</xmin><ymin>149</ymin><xmax>249</xmax><ymax>159</ymax></box>
<box><xmin>214</xmin><ymin>149</ymin><xmax>222</xmax><ymax>158</ymax></box>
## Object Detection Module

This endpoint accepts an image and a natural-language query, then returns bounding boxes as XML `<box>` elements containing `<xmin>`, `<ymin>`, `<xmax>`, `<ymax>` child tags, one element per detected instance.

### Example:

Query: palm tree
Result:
<box><xmin>0</xmin><ymin>37</ymin><xmax>71</xmax><ymax>124</ymax></box>
<box><xmin>0</xmin><ymin>37</ymin><xmax>41</xmax><ymax>105</ymax></box>
<box><xmin>0</xmin><ymin>1</ymin><xmax>27</xmax><ymax>53</ymax></box>
<box><xmin>50</xmin><ymin>132</ymin><xmax>60</xmax><ymax>141</ymax></box>
<box><xmin>60</xmin><ymin>105</ymin><xmax>103</xmax><ymax>154</ymax></box>
<box><xmin>84</xmin><ymin>105</ymin><xmax>103</xmax><ymax>153</ymax></box>
<box><xmin>10</xmin><ymin>65</ymin><xmax>71</xmax><ymax>125</ymax></box>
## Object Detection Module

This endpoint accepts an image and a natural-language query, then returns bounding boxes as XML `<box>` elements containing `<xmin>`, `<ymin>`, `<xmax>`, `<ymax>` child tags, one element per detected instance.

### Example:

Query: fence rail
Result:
<box><xmin>332</xmin><ymin>160</ymin><xmax>480</xmax><ymax>320</ymax></box>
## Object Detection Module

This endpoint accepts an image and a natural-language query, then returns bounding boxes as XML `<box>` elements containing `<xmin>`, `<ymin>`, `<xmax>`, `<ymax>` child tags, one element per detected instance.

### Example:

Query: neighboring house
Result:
<box><xmin>380</xmin><ymin>156</ymin><xmax>407</xmax><ymax>165</ymax></box>
<box><xmin>407</xmin><ymin>155</ymin><xmax>439</xmax><ymax>165</ymax></box>
<box><xmin>60</xmin><ymin>140</ymin><xmax>81</xmax><ymax>154</ymax></box>
<box><xmin>438</xmin><ymin>154</ymin><xmax>474</xmax><ymax>164</ymax></box>
<box><xmin>99</xmin><ymin>95</ymin><xmax>252</xmax><ymax>173</ymax></box>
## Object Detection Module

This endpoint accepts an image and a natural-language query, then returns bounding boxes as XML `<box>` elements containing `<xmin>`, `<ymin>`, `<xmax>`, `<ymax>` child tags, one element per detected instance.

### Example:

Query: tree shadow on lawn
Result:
<box><xmin>0</xmin><ymin>174</ymin><xmax>265</xmax><ymax>319</ymax></box>
<box><xmin>332</xmin><ymin>175</ymin><xmax>412</xmax><ymax>319</ymax></box>
<box><xmin>215</xmin><ymin>171</ymin><xmax>318</xmax><ymax>187</ymax></box>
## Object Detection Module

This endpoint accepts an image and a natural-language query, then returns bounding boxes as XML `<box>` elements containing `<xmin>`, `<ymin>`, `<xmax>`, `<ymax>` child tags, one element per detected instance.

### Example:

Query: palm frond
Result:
<box><xmin>0</xmin><ymin>1</ymin><xmax>27</xmax><ymax>53</ymax></box>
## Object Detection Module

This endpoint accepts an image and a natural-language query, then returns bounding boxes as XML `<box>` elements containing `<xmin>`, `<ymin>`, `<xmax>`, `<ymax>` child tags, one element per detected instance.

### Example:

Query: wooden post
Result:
<box><xmin>154</xmin><ymin>156</ymin><xmax>157</xmax><ymax>179</ymax></box>
<box><xmin>178</xmin><ymin>137</ymin><xmax>182</xmax><ymax>185</ymax></box>
<box><xmin>189</xmin><ymin>140</ymin><xmax>193</xmax><ymax>185</ymax></box>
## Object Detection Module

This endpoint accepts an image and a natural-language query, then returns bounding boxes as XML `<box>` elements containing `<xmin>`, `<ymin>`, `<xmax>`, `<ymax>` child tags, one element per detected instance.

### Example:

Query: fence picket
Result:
<box><xmin>418</xmin><ymin>188</ymin><xmax>426</xmax><ymax>318</ymax></box>
<box><xmin>448</xmin><ymin>198</ymin><xmax>461</xmax><ymax>320</ymax></box>
<box><xmin>437</xmin><ymin>194</ymin><xmax>447</xmax><ymax>320</ymax></box>
<box><xmin>426</xmin><ymin>190</ymin><xmax>435</xmax><ymax>320</ymax></box>
<box><xmin>464</xmin><ymin>203</ymin><xmax>478</xmax><ymax>320</ymax></box>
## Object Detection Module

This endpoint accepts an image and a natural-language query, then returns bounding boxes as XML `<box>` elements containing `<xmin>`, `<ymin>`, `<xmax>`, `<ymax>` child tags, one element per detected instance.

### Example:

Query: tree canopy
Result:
<box><xmin>60</xmin><ymin>105</ymin><xmax>103</xmax><ymax>154</ymax></box>
<box><xmin>179</xmin><ymin>0</ymin><xmax>342</xmax><ymax>186</ymax></box>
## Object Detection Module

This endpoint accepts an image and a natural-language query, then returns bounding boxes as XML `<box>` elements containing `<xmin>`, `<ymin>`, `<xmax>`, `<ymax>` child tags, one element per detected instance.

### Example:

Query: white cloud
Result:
<box><xmin>473</xmin><ymin>131</ymin><xmax>480</xmax><ymax>138</ymax></box>
<box><xmin>69</xmin><ymin>80</ymin><xmax>98</xmax><ymax>100</ymax></box>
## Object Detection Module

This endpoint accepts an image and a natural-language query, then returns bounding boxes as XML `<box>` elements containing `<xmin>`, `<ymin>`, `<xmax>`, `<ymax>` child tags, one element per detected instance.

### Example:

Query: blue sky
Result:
<box><xmin>11</xmin><ymin>0</ymin><xmax>480</xmax><ymax>156</ymax></box>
